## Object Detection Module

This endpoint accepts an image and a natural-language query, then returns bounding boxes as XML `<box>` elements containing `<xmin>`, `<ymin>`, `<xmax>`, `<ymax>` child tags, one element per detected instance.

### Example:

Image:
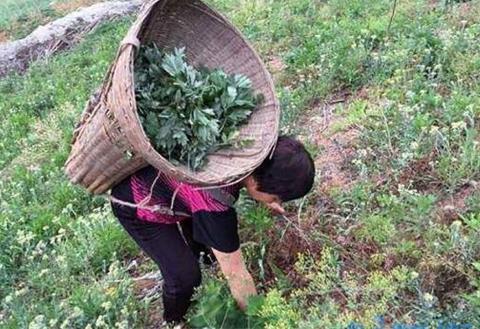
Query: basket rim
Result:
<box><xmin>109</xmin><ymin>0</ymin><xmax>280</xmax><ymax>187</ymax></box>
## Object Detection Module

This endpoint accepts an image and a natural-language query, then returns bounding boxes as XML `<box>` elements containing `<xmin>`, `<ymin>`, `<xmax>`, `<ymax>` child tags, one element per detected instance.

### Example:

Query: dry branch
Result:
<box><xmin>0</xmin><ymin>0</ymin><xmax>142</xmax><ymax>78</ymax></box>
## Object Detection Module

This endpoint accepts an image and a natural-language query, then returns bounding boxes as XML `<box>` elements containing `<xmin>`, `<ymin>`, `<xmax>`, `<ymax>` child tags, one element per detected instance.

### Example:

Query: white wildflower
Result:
<box><xmin>423</xmin><ymin>292</ymin><xmax>437</xmax><ymax>308</ymax></box>
<box><xmin>28</xmin><ymin>315</ymin><xmax>46</xmax><ymax>329</ymax></box>
<box><xmin>15</xmin><ymin>288</ymin><xmax>28</xmax><ymax>297</ymax></box>
<box><xmin>120</xmin><ymin>306</ymin><xmax>129</xmax><ymax>316</ymax></box>
<box><xmin>56</xmin><ymin>255</ymin><xmax>66</xmax><ymax>264</ymax></box>
<box><xmin>60</xmin><ymin>318</ymin><xmax>70</xmax><ymax>329</ymax></box>
<box><xmin>358</xmin><ymin>149</ymin><xmax>368</xmax><ymax>157</ymax></box>
<box><xmin>101</xmin><ymin>301</ymin><xmax>112</xmax><ymax>311</ymax></box>
<box><xmin>424</xmin><ymin>292</ymin><xmax>434</xmax><ymax>302</ymax></box>
<box><xmin>405</xmin><ymin>90</ymin><xmax>415</xmax><ymax>99</ymax></box>
<box><xmin>71</xmin><ymin>306</ymin><xmax>84</xmax><ymax>318</ymax></box>
<box><xmin>16</xmin><ymin>230</ymin><xmax>35</xmax><ymax>246</ymax></box>
<box><xmin>451</xmin><ymin>121</ymin><xmax>467</xmax><ymax>130</ymax></box>
<box><xmin>4</xmin><ymin>294</ymin><xmax>13</xmax><ymax>304</ymax></box>
<box><xmin>108</xmin><ymin>261</ymin><xmax>120</xmax><ymax>277</ymax></box>
<box><xmin>95</xmin><ymin>315</ymin><xmax>107</xmax><ymax>328</ymax></box>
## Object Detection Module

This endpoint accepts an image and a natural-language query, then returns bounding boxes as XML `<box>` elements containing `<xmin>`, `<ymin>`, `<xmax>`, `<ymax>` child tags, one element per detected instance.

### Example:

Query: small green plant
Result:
<box><xmin>358</xmin><ymin>214</ymin><xmax>395</xmax><ymax>245</ymax></box>
<box><xmin>465</xmin><ymin>262</ymin><xmax>480</xmax><ymax>326</ymax></box>
<box><xmin>187</xmin><ymin>278</ymin><xmax>264</xmax><ymax>328</ymax></box>
<box><xmin>188</xmin><ymin>278</ymin><xmax>300</xmax><ymax>329</ymax></box>
<box><xmin>465</xmin><ymin>190</ymin><xmax>480</xmax><ymax>214</ymax></box>
<box><xmin>293</xmin><ymin>247</ymin><xmax>341</xmax><ymax>301</ymax></box>
<box><xmin>243</xmin><ymin>205</ymin><xmax>274</xmax><ymax>237</ymax></box>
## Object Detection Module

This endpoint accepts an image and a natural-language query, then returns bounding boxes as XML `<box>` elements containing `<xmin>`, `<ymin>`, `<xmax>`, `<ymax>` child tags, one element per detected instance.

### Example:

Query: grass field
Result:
<box><xmin>0</xmin><ymin>0</ymin><xmax>479</xmax><ymax>328</ymax></box>
<box><xmin>0</xmin><ymin>0</ymin><xmax>103</xmax><ymax>41</ymax></box>
<box><xmin>0</xmin><ymin>0</ymin><xmax>53</xmax><ymax>24</ymax></box>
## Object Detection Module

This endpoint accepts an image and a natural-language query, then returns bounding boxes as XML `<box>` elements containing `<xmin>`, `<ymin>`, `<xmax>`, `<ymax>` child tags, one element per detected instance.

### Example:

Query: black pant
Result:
<box><xmin>115</xmin><ymin>213</ymin><xmax>211</xmax><ymax>323</ymax></box>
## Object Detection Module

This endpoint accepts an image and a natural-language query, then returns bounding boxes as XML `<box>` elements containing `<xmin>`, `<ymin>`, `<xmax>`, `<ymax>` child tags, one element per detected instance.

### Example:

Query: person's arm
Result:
<box><xmin>212</xmin><ymin>248</ymin><xmax>257</xmax><ymax>311</ymax></box>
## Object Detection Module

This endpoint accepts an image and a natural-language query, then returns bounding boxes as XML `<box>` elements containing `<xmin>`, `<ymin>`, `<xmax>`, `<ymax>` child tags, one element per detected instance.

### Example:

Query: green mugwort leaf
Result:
<box><xmin>134</xmin><ymin>44</ymin><xmax>262</xmax><ymax>170</ymax></box>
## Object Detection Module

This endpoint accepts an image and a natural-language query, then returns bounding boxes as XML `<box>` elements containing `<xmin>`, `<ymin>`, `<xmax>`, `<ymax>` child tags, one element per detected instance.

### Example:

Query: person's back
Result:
<box><xmin>112</xmin><ymin>166</ymin><xmax>240</xmax><ymax>224</ymax></box>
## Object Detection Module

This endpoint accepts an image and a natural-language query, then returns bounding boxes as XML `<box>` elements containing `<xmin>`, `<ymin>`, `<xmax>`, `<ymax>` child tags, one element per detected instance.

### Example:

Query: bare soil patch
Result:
<box><xmin>266</xmin><ymin>55</ymin><xmax>285</xmax><ymax>74</ymax></box>
<box><xmin>436</xmin><ymin>183</ymin><xmax>477</xmax><ymax>223</ymax></box>
<box><xmin>298</xmin><ymin>90</ymin><xmax>359</xmax><ymax>194</ymax></box>
<box><xmin>0</xmin><ymin>31</ymin><xmax>8</xmax><ymax>43</ymax></box>
<box><xmin>128</xmin><ymin>256</ymin><xmax>164</xmax><ymax>328</ymax></box>
<box><xmin>398</xmin><ymin>151</ymin><xmax>442</xmax><ymax>192</ymax></box>
<box><xmin>260</xmin><ymin>89</ymin><xmax>369</xmax><ymax>289</ymax></box>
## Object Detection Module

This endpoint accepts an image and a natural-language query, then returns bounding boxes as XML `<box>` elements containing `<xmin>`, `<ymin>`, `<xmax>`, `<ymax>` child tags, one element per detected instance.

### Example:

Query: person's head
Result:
<box><xmin>244</xmin><ymin>136</ymin><xmax>315</xmax><ymax>214</ymax></box>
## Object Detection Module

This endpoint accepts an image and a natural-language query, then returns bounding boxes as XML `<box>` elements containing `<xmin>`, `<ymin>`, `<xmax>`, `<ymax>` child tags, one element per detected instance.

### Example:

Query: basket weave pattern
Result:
<box><xmin>65</xmin><ymin>0</ymin><xmax>280</xmax><ymax>194</ymax></box>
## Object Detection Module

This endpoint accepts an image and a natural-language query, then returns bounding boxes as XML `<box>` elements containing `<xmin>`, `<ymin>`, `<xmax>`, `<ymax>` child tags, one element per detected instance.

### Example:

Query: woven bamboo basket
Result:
<box><xmin>64</xmin><ymin>0</ymin><xmax>280</xmax><ymax>194</ymax></box>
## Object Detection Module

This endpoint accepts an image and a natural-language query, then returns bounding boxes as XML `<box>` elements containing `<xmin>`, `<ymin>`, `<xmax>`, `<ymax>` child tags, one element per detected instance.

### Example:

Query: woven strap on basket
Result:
<box><xmin>107</xmin><ymin>194</ymin><xmax>191</xmax><ymax>217</ymax></box>
<box><xmin>107</xmin><ymin>187</ymin><xmax>235</xmax><ymax>218</ymax></box>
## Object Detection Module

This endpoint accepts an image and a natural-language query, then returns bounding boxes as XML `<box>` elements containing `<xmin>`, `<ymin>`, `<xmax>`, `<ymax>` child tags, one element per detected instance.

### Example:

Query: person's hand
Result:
<box><xmin>212</xmin><ymin>248</ymin><xmax>257</xmax><ymax>311</ymax></box>
<box><xmin>264</xmin><ymin>200</ymin><xmax>286</xmax><ymax>215</ymax></box>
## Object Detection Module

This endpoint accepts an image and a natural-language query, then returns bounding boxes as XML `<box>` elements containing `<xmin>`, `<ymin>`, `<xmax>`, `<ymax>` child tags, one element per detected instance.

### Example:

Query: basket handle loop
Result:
<box><xmin>120</xmin><ymin>0</ymin><xmax>163</xmax><ymax>51</ymax></box>
<box><xmin>120</xmin><ymin>35</ymin><xmax>141</xmax><ymax>50</ymax></box>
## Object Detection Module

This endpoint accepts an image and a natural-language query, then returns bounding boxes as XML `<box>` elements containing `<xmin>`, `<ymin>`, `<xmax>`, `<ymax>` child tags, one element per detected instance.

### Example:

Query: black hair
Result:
<box><xmin>252</xmin><ymin>136</ymin><xmax>315</xmax><ymax>202</ymax></box>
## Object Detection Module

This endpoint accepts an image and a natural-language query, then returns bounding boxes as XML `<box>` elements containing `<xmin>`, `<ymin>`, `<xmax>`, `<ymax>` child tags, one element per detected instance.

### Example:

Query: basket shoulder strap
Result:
<box><xmin>108</xmin><ymin>194</ymin><xmax>190</xmax><ymax>217</ymax></box>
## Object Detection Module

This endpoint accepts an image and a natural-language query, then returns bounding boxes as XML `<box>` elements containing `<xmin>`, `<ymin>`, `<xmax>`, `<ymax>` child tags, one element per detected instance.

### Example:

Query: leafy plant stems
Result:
<box><xmin>134</xmin><ymin>44</ymin><xmax>262</xmax><ymax>171</ymax></box>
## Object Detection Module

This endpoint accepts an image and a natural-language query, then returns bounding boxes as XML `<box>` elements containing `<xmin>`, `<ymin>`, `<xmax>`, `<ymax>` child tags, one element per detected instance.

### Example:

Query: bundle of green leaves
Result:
<box><xmin>134</xmin><ymin>44</ymin><xmax>261</xmax><ymax>170</ymax></box>
<box><xmin>187</xmin><ymin>278</ymin><xmax>267</xmax><ymax>329</ymax></box>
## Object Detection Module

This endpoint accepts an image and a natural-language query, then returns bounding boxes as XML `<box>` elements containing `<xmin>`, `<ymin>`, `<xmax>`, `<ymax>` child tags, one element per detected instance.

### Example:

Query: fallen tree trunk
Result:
<box><xmin>0</xmin><ymin>0</ymin><xmax>142</xmax><ymax>78</ymax></box>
